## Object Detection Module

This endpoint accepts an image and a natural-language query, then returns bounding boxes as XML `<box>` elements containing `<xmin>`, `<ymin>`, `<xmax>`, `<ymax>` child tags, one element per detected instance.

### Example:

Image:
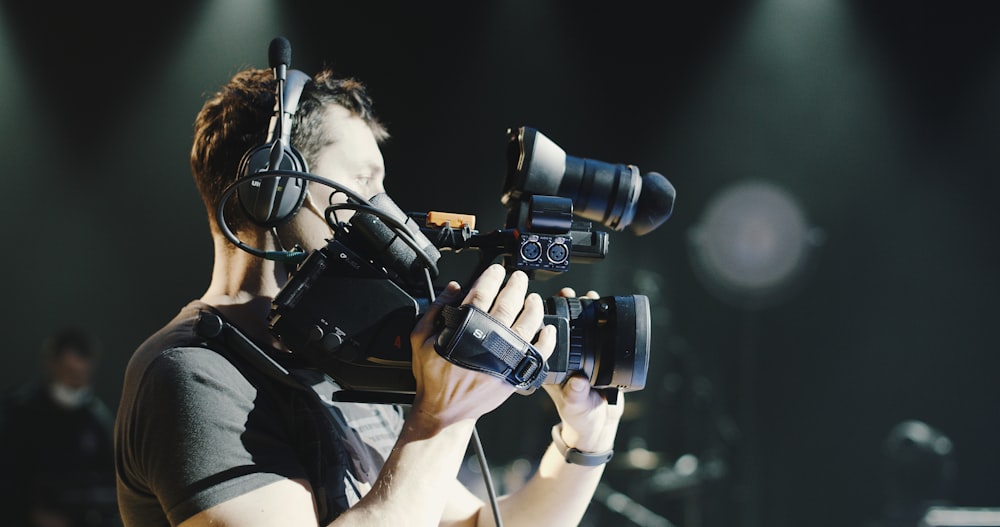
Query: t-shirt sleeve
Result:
<box><xmin>126</xmin><ymin>347</ymin><xmax>307</xmax><ymax>525</ymax></box>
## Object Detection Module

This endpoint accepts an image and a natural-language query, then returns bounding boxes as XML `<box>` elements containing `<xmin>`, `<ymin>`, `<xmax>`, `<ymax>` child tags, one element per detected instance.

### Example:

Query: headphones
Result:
<box><xmin>234</xmin><ymin>37</ymin><xmax>312</xmax><ymax>228</ymax></box>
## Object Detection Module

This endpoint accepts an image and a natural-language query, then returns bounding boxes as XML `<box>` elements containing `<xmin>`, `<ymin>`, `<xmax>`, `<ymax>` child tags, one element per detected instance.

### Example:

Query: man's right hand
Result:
<box><xmin>408</xmin><ymin>264</ymin><xmax>555</xmax><ymax>434</ymax></box>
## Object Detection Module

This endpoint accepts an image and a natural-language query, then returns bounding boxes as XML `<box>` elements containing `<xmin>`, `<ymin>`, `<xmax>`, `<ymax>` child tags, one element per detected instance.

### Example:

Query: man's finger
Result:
<box><xmin>490</xmin><ymin>270</ymin><xmax>529</xmax><ymax>326</ymax></box>
<box><xmin>460</xmin><ymin>264</ymin><xmax>506</xmax><ymax>312</ymax></box>
<box><xmin>509</xmin><ymin>292</ymin><xmax>544</xmax><ymax>344</ymax></box>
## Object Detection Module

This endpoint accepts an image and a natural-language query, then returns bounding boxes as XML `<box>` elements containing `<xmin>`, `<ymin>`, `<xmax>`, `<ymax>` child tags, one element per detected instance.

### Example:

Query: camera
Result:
<box><xmin>266</xmin><ymin>126</ymin><xmax>675</xmax><ymax>402</ymax></box>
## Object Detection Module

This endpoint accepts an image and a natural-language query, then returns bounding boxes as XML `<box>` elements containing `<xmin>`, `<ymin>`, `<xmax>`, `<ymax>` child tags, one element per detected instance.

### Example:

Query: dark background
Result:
<box><xmin>1</xmin><ymin>1</ymin><xmax>998</xmax><ymax>526</ymax></box>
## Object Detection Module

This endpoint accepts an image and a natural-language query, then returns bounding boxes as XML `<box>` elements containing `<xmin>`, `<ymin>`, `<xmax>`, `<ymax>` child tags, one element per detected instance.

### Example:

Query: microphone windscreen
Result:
<box><xmin>629</xmin><ymin>172</ymin><xmax>676</xmax><ymax>236</ymax></box>
<box><xmin>268</xmin><ymin>37</ymin><xmax>292</xmax><ymax>68</ymax></box>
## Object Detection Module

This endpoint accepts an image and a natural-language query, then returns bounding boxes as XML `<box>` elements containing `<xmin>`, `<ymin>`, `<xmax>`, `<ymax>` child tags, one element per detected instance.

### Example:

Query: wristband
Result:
<box><xmin>550</xmin><ymin>424</ymin><xmax>614</xmax><ymax>466</ymax></box>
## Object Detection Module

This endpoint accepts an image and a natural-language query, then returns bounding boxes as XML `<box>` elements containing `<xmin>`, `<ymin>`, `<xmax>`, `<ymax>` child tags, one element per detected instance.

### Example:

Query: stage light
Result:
<box><xmin>687</xmin><ymin>179</ymin><xmax>822</xmax><ymax>310</ymax></box>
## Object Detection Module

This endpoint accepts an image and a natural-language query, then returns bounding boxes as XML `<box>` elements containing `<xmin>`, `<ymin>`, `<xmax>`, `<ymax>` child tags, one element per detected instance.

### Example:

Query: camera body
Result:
<box><xmin>268</xmin><ymin>238</ymin><xmax>426</xmax><ymax>398</ymax></box>
<box><xmin>267</xmin><ymin>217</ymin><xmax>650</xmax><ymax>401</ymax></box>
<box><xmin>265</xmin><ymin>126</ymin><xmax>675</xmax><ymax>402</ymax></box>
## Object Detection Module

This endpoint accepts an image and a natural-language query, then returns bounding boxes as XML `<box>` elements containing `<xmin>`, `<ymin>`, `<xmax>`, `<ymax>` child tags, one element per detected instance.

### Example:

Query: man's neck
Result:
<box><xmin>201</xmin><ymin>234</ymin><xmax>291</xmax><ymax>348</ymax></box>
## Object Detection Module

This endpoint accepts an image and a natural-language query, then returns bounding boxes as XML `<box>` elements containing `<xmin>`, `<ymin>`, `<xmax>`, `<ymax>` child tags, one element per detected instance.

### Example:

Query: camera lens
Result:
<box><xmin>543</xmin><ymin>294</ymin><xmax>650</xmax><ymax>392</ymax></box>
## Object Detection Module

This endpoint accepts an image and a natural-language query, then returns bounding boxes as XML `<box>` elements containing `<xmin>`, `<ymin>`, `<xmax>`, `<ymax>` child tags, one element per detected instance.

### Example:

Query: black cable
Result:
<box><xmin>423</xmin><ymin>267</ymin><xmax>435</xmax><ymax>304</ymax></box>
<box><xmin>471</xmin><ymin>426</ymin><xmax>504</xmax><ymax>527</ymax></box>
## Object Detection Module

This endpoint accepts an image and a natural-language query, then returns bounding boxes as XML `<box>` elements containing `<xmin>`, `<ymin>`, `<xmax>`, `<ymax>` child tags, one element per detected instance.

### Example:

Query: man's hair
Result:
<box><xmin>190</xmin><ymin>67</ymin><xmax>389</xmax><ymax>231</ymax></box>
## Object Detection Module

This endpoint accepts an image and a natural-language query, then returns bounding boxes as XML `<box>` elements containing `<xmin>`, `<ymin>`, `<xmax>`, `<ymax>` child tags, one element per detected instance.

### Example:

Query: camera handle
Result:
<box><xmin>435</xmin><ymin>304</ymin><xmax>549</xmax><ymax>393</ymax></box>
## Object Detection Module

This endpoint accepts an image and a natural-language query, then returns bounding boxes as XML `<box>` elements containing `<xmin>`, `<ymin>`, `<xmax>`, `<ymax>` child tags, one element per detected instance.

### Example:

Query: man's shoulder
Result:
<box><xmin>137</xmin><ymin>300</ymin><xmax>209</xmax><ymax>349</ymax></box>
<box><xmin>116</xmin><ymin>302</ymin><xmax>268</xmax><ymax>435</ymax></box>
<box><xmin>122</xmin><ymin>301</ymin><xmax>243</xmax><ymax>391</ymax></box>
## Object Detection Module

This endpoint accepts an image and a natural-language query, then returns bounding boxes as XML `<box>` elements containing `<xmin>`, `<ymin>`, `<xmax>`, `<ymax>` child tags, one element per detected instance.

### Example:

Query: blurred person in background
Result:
<box><xmin>0</xmin><ymin>327</ymin><xmax>120</xmax><ymax>527</ymax></box>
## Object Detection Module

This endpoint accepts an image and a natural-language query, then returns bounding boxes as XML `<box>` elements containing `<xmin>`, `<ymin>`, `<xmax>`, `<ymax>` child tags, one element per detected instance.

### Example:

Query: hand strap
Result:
<box><xmin>550</xmin><ymin>424</ymin><xmax>614</xmax><ymax>466</ymax></box>
<box><xmin>434</xmin><ymin>304</ymin><xmax>548</xmax><ymax>392</ymax></box>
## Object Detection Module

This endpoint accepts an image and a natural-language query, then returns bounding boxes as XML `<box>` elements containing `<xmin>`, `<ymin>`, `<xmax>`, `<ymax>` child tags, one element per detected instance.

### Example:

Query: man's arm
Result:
<box><xmin>439</xmin><ymin>287</ymin><xmax>627</xmax><ymax>527</ymax></box>
<box><xmin>435</xmin><ymin>380</ymin><xmax>623</xmax><ymax>527</ymax></box>
<box><xmin>483</xmin><ymin>381</ymin><xmax>623</xmax><ymax>527</ymax></box>
<box><xmin>180</xmin><ymin>418</ymin><xmax>482</xmax><ymax>527</ymax></box>
<box><xmin>178</xmin><ymin>479</ymin><xmax>320</xmax><ymax>526</ymax></box>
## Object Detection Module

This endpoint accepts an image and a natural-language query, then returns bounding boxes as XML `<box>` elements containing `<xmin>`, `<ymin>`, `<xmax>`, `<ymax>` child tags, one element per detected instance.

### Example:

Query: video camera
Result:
<box><xmin>259</xmin><ymin>126</ymin><xmax>675</xmax><ymax>403</ymax></box>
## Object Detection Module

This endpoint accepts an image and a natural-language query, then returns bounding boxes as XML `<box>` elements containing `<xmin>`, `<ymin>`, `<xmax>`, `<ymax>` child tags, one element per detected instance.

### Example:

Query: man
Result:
<box><xmin>1</xmin><ymin>327</ymin><xmax>119</xmax><ymax>527</ymax></box>
<box><xmin>114</xmin><ymin>53</ymin><xmax>624</xmax><ymax>526</ymax></box>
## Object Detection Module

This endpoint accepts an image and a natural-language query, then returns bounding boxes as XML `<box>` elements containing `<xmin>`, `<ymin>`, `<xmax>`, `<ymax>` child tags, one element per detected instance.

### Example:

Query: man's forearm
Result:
<box><xmin>484</xmin><ymin>441</ymin><xmax>608</xmax><ymax>527</ymax></box>
<box><xmin>333</xmin><ymin>417</ymin><xmax>476</xmax><ymax>526</ymax></box>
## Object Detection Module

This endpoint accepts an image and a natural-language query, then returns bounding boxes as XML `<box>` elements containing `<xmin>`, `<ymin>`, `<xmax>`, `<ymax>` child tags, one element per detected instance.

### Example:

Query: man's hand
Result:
<box><xmin>541</xmin><ymin>287</ymin><xmax>625</xmax><ymax>453</ymax></box>
<box><xmin>408</xmin><ymin>264</ymin><xmax>557</xmax><ymax>433</ymax></box>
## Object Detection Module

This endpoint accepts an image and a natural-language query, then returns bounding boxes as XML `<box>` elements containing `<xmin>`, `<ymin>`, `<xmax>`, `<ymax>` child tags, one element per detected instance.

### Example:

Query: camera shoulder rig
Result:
<box><xmin>434</xmin><ymin>304</ymin><xmax>549</xmax><ymax>393</ymax></box>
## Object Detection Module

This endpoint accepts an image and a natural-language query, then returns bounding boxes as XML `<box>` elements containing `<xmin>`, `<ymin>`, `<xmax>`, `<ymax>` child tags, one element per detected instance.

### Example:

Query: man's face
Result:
<box><xmin>309</xmin><ymin>104</ymin><xmax>386</xmax><ymax>207</ymax></box>
<box><xmin>293</xmin><ymin>104</ymin><xmax>386</xmax><ymax>250</ymax></box>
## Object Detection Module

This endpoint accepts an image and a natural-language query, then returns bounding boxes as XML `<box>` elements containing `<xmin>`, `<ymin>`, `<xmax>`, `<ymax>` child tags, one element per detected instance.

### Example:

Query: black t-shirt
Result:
<box><xmin>114</xmin><ymin>301</ymin><xmax>402</xmax><ymax>526</ymax></box>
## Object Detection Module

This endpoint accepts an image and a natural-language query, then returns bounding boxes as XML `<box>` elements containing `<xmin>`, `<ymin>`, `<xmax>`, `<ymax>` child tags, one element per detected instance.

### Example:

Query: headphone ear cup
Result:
<box><xmin>236</xmin><ymin>144</ymin><xmax>309</xmax><ymax>227</ymax></box>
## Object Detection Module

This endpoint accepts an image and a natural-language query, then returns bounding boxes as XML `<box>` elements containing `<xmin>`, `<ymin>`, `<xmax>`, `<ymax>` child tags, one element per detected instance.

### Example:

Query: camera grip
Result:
<box><xmin>434</xmin><ymin>304</ymin><xmax>548</xmax><ymax>392</ymax></box>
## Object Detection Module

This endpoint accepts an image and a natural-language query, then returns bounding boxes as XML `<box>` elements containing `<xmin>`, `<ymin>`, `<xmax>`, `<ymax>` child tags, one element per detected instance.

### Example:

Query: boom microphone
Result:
<box><xmin>268</xmin><ymin>36</ymin><xmax>291</xmax><ymax>79</ymax></box>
